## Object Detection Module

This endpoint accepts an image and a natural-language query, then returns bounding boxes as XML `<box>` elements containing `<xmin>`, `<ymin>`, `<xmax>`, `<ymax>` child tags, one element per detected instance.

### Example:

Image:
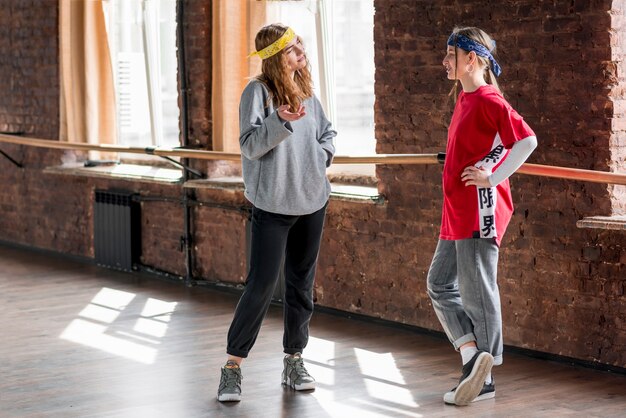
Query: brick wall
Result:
<box><xmin>610</xmin><ymin>0</ymin><xmax>626</xmax><ymax>213</ymax></box>
<box><xmin>0</xmin><ymin>0</ymin><xmax>187</xmax><ymax>271</ymax></box>
<box><xmin>179</xmin><ymin>0</ymin><xmax>211</xmax><ymax>151</ymax></box>
<box><xmin>366</xmin><ymin>0</ymin><xmax>625</xmax><ymax>366</ymax></box>
<box><xmin>0</xmin><ymin>1</ymin><xmax>59</xmax><ymax>138</ymax></box>
<box><xmin>0</xmin><ymin>1</ymin><xmax>79</xmax><ymax>252</ymax></box>
<box><xmin>0</xmin><ymin>0</ymin><xmax>624</xmax><ymax>368</ymax></box>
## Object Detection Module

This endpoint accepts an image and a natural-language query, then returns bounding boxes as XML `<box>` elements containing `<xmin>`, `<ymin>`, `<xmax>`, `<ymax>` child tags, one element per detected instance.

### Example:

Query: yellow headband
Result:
<box><xmin>248</xmin><ymin>27</ymin><xmax>296</xmax><ymax>60</ymax></box>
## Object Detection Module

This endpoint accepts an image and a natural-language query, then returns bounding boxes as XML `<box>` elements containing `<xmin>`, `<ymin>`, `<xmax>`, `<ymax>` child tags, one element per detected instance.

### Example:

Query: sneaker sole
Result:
<box><xmin>473</xmin><ymin>390</ymin><xmax>495</xmax><ymax>402</ymax></box>
<box><xmin>217</xmin><ymin>393</ymin><xmax>241</xmax><ymax>402</ymax></box>
<box><xmin>453</xmin><ymin>352</ymin><xmax>494</xmax><ymax>406</ymax></box>
<box><xmin>444</xmin><ymin>389</ymin><xmax>495</xmax><ymax>405</ymax></box>
<box><xmin>282</xmin><ymin>377</ymin><xmax>316</xmax><ymax>391</ymax></box>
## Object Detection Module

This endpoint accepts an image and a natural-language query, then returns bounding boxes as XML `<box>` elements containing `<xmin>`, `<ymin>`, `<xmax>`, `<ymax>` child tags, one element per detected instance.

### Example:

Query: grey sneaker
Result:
<box><xmin>217</xmin><ymin>362</ymin><xmax>242</xmax><ymax>402</ymax></box>
<box><xmin>282</xmin><ymin>353</ymin><xmax>316</xmax><ymax>391</ymax></box>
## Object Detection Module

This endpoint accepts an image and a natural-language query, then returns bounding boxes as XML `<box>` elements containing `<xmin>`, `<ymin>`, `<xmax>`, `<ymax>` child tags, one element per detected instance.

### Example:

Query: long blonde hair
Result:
<box><xmin>254</xmin><ymin>23</ymin><xmax>314</xmax><ymax>112</ymax></box>
<box><xmin>449</xmin><ymin>26</ymin><xmax>501</xmax><ymax>100</ymax></box>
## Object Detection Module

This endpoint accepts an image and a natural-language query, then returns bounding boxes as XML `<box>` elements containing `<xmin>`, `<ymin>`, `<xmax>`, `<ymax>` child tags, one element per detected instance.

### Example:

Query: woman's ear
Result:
<box><xmin>467</xmin><ymin>50</ymin><xmax>477</xmax><ymax>64</ymax></box>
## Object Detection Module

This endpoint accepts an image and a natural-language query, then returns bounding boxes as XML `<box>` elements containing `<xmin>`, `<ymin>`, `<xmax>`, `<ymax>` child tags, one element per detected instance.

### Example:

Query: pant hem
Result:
<box><xmin>452</xmin><ymin>333</ymin><xmax>476</xmax><ymax>350</ymax></box>
<box><xmin>283</xmin><ymin>347</ymin><xmax>304</xmax><ymax>355</ymax></box>
<box><xmin>226</xmin><ymin>348</ymin><xmax>249</xmax><ymax>358</ymax></box>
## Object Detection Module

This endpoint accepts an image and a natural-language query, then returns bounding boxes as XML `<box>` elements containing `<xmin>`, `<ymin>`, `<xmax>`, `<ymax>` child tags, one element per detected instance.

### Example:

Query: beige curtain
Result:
<box><xmin>59</xmin><ymin>0</ymin><xmax>116</xmax><ymax>151</ymax></box>
<box><xmin>212</xmin><ymin>1</ymin><xmax>266</xmax><ymax>152</ymax></box>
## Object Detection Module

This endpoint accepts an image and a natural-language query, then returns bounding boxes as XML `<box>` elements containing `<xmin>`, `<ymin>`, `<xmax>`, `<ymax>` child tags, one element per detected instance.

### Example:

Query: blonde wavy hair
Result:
<box><xmin>254</xmin><ymin>23</ymin><xmax>314</xmax><ymax>112</ymax></box>
<box><xmin>449</xmin><ymin>26</ymin><xmax>501</xmax><ymax>100</ymax></box>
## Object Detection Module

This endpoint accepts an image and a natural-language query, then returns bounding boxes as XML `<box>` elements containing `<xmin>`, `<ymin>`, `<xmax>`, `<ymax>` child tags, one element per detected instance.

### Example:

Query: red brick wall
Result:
<box><xmin>0</xmin><ymin>2</ymin><xmax>81</xmax><ymax>252</ymax></box>
<box><xmin>0</xmin><ymin>0</ymin><xmax>188</xmax><ymax>271</ymax></box>
<box><xmin>362</xmin><ymin>0</ymin><xmax>625</xmax><ymax>366</ymax></box>
<box><xmin>179</xmin><ymin>0</ymin><xmax>211</xmax><ymax>151</ymax></box>
<box><xmin>610</xmin><ymin>1</ymin><xmax>626</xmax><ymax>213</ymax></box>
<box><xmin>192</xmin><ymin>187</ymin><xmax>249</xmax><ymax>283</ymax></box>
<box><xmin>0</xmin><ymin>0</ymin><xmax>624</xmax><ymax>368</ymax></box>
<box><xmin>0</xmin><ymin>1</ymin><xmax>59</xmax><ymax>138</ymax></box>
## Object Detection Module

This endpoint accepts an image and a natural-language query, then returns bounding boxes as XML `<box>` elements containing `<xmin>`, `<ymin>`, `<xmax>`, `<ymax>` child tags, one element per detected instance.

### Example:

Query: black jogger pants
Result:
<box><xmin>226</xmin><ymin>203</ymin><xmax>327</xmax><ymax>358</ymax></box>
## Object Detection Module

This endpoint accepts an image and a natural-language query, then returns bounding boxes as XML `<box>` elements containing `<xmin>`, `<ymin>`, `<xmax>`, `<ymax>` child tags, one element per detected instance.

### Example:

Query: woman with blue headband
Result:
<box><xmin>217</xmin><ymin>23</ymin><xmax>336</xmax><ymax>402</ymax></box>
<box><xmin>427</xmin><ymin>26</ymin><xmax>537</xmax><ymax>406</ymax></box>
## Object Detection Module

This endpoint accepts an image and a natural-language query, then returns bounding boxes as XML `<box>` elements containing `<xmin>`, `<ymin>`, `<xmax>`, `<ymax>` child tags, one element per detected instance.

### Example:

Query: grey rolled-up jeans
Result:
<box><xmin>427</xmin><ymin>238</ymin><xmax>503</xmax><ymax>366</ymax></box>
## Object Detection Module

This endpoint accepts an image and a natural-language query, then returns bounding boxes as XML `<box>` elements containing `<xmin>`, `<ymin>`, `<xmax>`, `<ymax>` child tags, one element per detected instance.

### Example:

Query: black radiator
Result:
<box><xmin>94</xmin><ymin>190</ymin><xmax>141</xmax><ymax>272</ymax></box>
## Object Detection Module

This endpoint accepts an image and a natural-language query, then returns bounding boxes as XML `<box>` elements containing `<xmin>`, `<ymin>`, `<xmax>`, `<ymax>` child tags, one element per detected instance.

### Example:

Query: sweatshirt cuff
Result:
<box><xmin>271</xmin><ymin>111</ymin><xmax>294</xmax><ymax>135</ymax></box>
<box><xmin>323</xmin><ymin>148</ymin><xmax>334</xmax><ymax>167</ymax></box>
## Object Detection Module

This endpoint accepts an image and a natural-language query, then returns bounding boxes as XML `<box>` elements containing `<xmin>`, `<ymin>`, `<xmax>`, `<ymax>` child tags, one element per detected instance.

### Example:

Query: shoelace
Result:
<box><xmin>290</xmin><ymin>358</ymin><xmax>310</xmax><ymax>377</ymax></box>
<box><xmin>222</xmin><ymin>367</ymin><xmax>241</xmax><ymax>386</ymax></box>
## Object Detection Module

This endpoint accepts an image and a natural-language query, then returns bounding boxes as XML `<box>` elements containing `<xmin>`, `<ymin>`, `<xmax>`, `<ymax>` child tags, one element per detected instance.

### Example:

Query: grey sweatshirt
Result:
<box><xmin>239</xmin><ymin>79</ymin><xmax>336</xmax><ymax>215</ymax></box>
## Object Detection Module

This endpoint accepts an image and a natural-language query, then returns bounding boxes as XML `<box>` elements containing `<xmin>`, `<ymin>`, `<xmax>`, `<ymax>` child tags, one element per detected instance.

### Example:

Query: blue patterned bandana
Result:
<box><xmin>447</xmin><ymin>33</ymin><xmax>502</xmax><ymax>77</ymax></box>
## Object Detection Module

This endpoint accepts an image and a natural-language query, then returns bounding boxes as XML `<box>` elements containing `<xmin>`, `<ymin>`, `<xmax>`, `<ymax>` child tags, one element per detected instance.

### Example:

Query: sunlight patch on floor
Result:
<box><xmin>361</xmin><ymin>378</ymin><xmax>418</xmax><ymax>408</ymax></box>
<box><xmin>60</xmin><ymin>319</ymin><xmax>158</xmax><ymax>364</ymax></box>
<box><xmin>60</xmin><ymin>287</ymin><xmax>178</xmax><ymax>364</ymax></box>
<box><xmin>354</xmin><ymin>348</ymin><xmax>418</xmax><ymax>408</ymax></box>
<box><xmin>134</xmin><ymin>298</ymin><xmax>178</xmax><ymax>338</ymax></box>
<box><xmin>303</xmin><ymin>336</ymin><xmax>336</xmax><ymax>385</ymax></box>
<box><xmin>312</xmin><ymin>386</ymin><xmax>422</xmax><ymax>418</ymax></box>
<box><xmin>352</xmin><ymin>398</ymin><xmax>423</xmax><ymax>418</ymax></box>
<box><xmin>354</xmin><ymin>348</ymin><xmax>406</xmax><ymax>384</ymax></box>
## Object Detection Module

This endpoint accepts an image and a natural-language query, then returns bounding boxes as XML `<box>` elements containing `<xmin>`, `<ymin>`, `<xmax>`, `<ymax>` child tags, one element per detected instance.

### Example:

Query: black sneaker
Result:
<box><xmin>446</xmin><ymin>351</ymin><xmax>494</xmax><ymax>406</ymax></box>
<box><xmin>217</xmin><ymin>362</ymin><xmax>242</xmax><ymax>402</ymax></box>
<box><xmin>444</xmin><ymin>379</ymin><xmax>496</xmax><ymax>405</ymax></box>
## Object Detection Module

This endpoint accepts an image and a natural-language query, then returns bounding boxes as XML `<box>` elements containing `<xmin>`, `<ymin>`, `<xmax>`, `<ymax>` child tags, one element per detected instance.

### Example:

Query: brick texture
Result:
<box><xmin>610</xmin><ymin>1</ymin><xmax>626</xmax><ymax>213</ymax></box>
<box><xmin>366</xmin><ymin>0</ymin><xmax>625</xmax><ymax>366</ymax></box>
<box><xmin>0</xmin><ymin>0</ymin><xmax>624</xmax><ymax>368</ymax></box>
<box><xmin>0</xmin><ymin>1</ymin><xmax>59</xmax><ymax>138</ymax></box>
<box><xmin>178</xmin><ymin>0</ymin><xmax>211</xmax><ymax>151</ymax></box>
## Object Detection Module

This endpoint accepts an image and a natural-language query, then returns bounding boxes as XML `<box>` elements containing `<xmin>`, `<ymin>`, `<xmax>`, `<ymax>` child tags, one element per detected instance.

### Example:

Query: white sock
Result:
<box><xmin>485</xmin><ymin>373</ymin><xmax>493</xmax><ymax>384</ymax></box>
<box><xmin>460</xmin><ymin>346</ymin><xmax>479</xmax><ymax>365</ymax></box>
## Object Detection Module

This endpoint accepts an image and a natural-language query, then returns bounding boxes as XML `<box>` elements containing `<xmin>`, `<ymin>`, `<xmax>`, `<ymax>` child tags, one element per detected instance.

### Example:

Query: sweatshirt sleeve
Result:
<box><xmin>239</xmin><ymin>81</ymin><xmax>293</xmax><ymax>160</ymax></box>
<box><xmin>315</xmin><ymin>98</ymin><xmax>337</xmax><ymax>167</ymax></box>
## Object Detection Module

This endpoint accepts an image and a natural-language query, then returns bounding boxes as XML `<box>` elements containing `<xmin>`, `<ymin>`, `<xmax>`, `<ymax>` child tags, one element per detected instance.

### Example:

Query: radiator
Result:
<box><xmin>94</xmin><ymin>190</ymin><xmax>141</xmax><ymax>272</ymax></box>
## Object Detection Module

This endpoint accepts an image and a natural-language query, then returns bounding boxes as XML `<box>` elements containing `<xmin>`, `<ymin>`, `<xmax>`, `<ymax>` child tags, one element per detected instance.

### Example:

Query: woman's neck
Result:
<box><xmin>459</xmin><ymin>73</ymin><xmax>487</xmax><ymax>93</ymax></box>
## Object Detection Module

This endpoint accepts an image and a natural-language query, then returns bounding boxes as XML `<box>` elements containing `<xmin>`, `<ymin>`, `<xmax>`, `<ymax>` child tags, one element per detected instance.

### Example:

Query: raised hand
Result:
<box><xmin>277</xmin><ymin>104</ymin><xmax>306</xmax><ymax>122</ymax></box>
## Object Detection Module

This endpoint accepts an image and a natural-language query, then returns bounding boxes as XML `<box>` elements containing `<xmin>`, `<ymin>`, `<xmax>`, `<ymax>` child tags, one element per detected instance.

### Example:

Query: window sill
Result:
<box><xmin>184</xmin><ymin>177</ymin><xmax>245</xmax><ymax>192</ymax></box>
<box><xmin>184</xmin><ymin>176</ymin><xmax>383</xmax><ymax>203</ymax></box>
<box><xmin>44</xmin><ymin>163</ymin><xmax>183</xmax><ymax>184</ymax></box>
<box><xmin>576</xmin><ymin>216</ymin><xmax>626</xmax><ymax>231</ymax></box>
<box><xmin>330</xmin><ymin>183</ymin><xmax>383</xmax><ymax>203</ymax></box>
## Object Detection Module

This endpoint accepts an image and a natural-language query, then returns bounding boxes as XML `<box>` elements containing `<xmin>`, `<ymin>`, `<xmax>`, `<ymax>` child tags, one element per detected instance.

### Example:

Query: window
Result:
<box><xmin>267</xmin><ymin>0</ymin><xmax>376</xmax><ymax>176</ymax></box>
<box><xmin>103</xmin><ymin>0</ymin><xmax>180</xmax><ymax>149</ymax></box>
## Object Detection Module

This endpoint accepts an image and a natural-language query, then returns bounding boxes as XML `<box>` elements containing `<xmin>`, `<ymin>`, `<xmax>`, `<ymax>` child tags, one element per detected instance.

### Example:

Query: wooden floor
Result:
<box><xmin>2</xmin><ymin>245</ymin><xmax>626</xmax><ymax>418</ymax></box>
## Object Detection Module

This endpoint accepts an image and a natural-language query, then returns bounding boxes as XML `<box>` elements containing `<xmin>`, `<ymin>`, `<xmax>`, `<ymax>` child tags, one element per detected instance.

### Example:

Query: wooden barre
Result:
<box><xmin>0</xmin><ymin>134</ymin><xmax>441</xmax><ymax>164</ymax></box>
<box><xmin>1</xmin><ymin>134</ymin><xmax>625</xmax><ymax>186</ymax></box>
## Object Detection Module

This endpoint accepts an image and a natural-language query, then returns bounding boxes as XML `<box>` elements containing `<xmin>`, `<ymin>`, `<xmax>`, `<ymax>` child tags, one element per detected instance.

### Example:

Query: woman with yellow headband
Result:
<box><xmin>217</xmin><ymin>23</ymin><xmax>336</xmax><ymax>402</ymax></box>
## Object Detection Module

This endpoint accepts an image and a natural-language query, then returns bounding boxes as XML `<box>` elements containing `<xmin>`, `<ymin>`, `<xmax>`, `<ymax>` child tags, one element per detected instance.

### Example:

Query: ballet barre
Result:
<box><xmin>1</xmin><ymin>134</ymin><xmax>625</xmax><ymax>186</ymax></box>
